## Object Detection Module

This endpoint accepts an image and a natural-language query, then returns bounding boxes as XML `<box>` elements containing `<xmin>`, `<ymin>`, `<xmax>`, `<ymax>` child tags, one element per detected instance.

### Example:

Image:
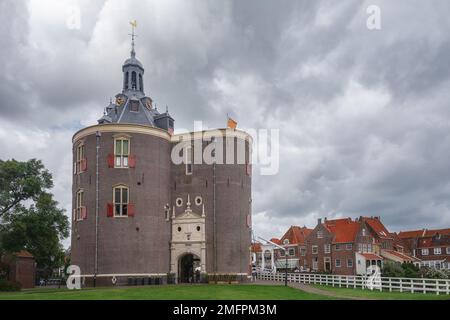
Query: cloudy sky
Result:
<box><xmin>1</xmin><ymin>0</ymin><xmax>450</xmax><ymax>245</ymax></box>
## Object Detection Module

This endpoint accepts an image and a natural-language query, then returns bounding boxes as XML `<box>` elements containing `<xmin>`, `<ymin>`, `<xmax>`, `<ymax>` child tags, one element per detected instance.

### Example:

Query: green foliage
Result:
<box><xmin>423</xmin><ymin>268</ymin><xmax>450</xmax><ymax>279</ymax></box>
<box><xmin>0</xmin><ymin>279</ymin><xmax>21</xmax><ymax>292</ymax></box>
<box><xmin>0</xmin><ymin>159</ymin><xmax>69</xmax><ymax>273</ymax></box>
<box><xmin>382</xmin><ymin>261</ymin><xmax>405</xmax><ymax>277</ymax></box>
<box><xmin>0</xmin><ymin>159</ymin><xmax>53</xmax><ymax>217</ymax></box>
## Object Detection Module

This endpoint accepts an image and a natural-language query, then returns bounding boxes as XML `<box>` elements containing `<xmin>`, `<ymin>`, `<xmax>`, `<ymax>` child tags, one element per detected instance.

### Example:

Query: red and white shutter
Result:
<box><xmin>246</xmin><ymin>214</ymin><xmax>252</xmax><ymax>228</ymax></box>
<box><xmin>107</xmin><ymin>203</ymin><xmax>114</xmax><ymax>217</ymax></box>
<box><xmin>81</xmin><ymin>207</ymin><xmax>87</xmax><ymax>220</ymax></box>
<box><xmin>129</xmin><ymin>155</ymin><xmax>137</xmax><ymax>168</ymax></box>
<box><xmin>107</xmin><ymin>154</ymin><xmax>115</xmax><ymax>168</ymax></box>
<box><xmin>128</xmin><ymin>204</ymin><xmax>135</xmax><ymax>217</ymax></box>
<box><xmin>80</xmin><ymin>159</ymin><xmax>87</xmax><ymax>172</ymax></box>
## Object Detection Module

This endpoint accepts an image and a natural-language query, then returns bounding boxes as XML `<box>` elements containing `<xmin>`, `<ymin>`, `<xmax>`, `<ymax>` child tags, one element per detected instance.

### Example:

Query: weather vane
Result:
<box><xmin>129</xmin><ymin>20</ymin><xmax>138</xmax><ymax>57</ymax></box>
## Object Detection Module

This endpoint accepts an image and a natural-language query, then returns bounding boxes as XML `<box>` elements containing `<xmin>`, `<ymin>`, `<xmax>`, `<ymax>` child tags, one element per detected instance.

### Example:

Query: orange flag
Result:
<box><xmin>227</xmin><ymin>117</ymin><xmax>237</xmax><ymax>129</ymax></box>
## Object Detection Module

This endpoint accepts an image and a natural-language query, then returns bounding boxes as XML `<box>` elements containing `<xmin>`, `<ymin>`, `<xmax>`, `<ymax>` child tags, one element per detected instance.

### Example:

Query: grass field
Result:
<box><xmin>311</xmin><ymin>285</ymin><xmax>450</xmax><ymax>300</ymax></box>
<box><xmin>0</xmin><ymin>285</ymin><xmax>331</xmax><ymax>300</ymax></box>
<box><xmin>1</xmin><ymin>284</ymin><xmax>449</xmax><ymax>300</ymax></box>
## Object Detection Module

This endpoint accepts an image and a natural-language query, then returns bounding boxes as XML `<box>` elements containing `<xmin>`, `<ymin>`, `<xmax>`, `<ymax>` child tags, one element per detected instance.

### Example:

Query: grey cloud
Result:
<box><xmin>1</xmin><ymin>0</ymin><xmax>450</xmax><ymax>242</ymax></box>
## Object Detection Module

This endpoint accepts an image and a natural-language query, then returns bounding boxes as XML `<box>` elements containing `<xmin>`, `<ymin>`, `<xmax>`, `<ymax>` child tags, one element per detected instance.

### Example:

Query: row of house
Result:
<box><xmin>252</xmin><ymin>217</ymin><xmax>450</xmax><ymax>275</ymax></box>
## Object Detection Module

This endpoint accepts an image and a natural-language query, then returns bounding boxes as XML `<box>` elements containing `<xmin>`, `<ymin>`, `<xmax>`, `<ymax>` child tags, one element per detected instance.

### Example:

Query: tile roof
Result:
<box><xmin>280</xmin><ymin>226</ymin><xmax>313</xmax><ymax>245</ymax></box>
<box><xmin>398</xmin><ymin>228</ymin><xmax>450</xmax><ymax>239</ymax></box>
<box><xmin>323</xmin><ymin>218</ymin><xmax>360</xmax><ymax>243</ymax></box>
<box><xmin>382</xmin><ymin>250</ymin><xmax>421</xmax><ymax>262</ymax></box>
<box><xmin>270</xmin><ymin>238</ymin><xmax>282</xmax><ymax>245</ymax></box>
<box><xmin>251</xmin><ymin>243</ymin><xmax>262</xmax><ymax>252</ymax></box>
<box><xmin>362</xmin><ymin>217</ymin><xmax>392</xmax><ymax>239</ymax></box>
<box><xmin>15</xmin><ymin>250</ymin><xmax>34</xmax><ymax>258</ymax></box>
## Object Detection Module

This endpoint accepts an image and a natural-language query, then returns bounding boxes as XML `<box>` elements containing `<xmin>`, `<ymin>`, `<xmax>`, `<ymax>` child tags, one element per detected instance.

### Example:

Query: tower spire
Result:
<box><xmin>129</xmin><ymin>20</ymin><xmax>138</xmax><ymax>58</ymax></box>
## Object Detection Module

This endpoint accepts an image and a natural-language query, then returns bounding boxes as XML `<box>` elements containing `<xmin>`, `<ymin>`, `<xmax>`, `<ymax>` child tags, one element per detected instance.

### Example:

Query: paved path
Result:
<box><xmin>251</xmin><ymin>280</ymin><xmax>372</xmax><ymax>300</ymax></box>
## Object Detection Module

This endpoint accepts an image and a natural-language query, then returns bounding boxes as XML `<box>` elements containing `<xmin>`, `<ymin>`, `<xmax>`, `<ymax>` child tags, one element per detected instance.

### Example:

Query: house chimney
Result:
<box><xmin>324</xmin><ymin>217</ymin><xmax>327</xmax><ymax>222</ymax></box>
<box><xmin>318</xmin><ymin>218</ymin><xmax>322</xmax><ymax>225</ymax></box>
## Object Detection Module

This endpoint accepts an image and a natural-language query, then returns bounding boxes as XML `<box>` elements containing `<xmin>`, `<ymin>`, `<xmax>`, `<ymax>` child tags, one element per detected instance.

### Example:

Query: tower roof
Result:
<box><xmin>98</xmin><ymin>22</ymin><xmax>175</xmax><ymax>133</ymax></box>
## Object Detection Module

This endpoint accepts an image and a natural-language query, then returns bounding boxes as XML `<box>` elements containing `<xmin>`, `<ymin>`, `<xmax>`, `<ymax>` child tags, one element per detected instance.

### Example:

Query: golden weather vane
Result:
<box><xmin>129</xmin><ymin>20</ymin><xmax>138</xmax><ymax>56</ymax></box>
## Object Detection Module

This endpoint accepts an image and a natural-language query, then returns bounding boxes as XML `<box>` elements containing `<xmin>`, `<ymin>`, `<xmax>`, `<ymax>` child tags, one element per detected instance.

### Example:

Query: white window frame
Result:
<box><xmin>347</xmin><ymin>259</ymin><xmax>353</xmax><ymax>268</ymax></box>
<box><xmin>434</xmin><ymin>248</ymin><xmax>441</xmax><ymax>255</ymax></box>
<box><xmin>76</xmin><ymin>189</ymin><xmax>84</xmax><ymax>221</ymax></box>
<box><xmin>324</xmin><ymin>244</ymin><xmax>331</xmax><ymax>254</ymax></box>
<box><xmin>289</xmin><ymin>248</ymin><xmax>295</xmax><ymax>256</ymax></box>
<box><xmin>114</xmin><ymin>138</ymin><xmax>130</xmax><ymax>168</ymax></box>
<box><xmin>335</xmin><ymin>259</ymin><xmax>341</xmax><ymax>268</ymax></box>
<box><xmin>300</xmin><ymin>248</ymin><xmax>306</xmax><ymax>256</ymax></box>
<box><xmin>312</xmin><ymin>245</ymin><xmax>318</xmax><ymax>255</ymax></box>
<box><xmin>421</xmin><ymin>248</ymin><xmax>429</xmax><ymax>256</ymax></box>
<box><xmin>447</xmin><ymin>247</ymin><xmax>450</xmax><ymax>255</ymax></box>
<box><xmin>335</xmin><ymin>244</ymin><xmax>342</xmax><ymax>251</ymax></box>
<box><xmin>76</xmin><ymin>143</ymin><xmax>85</xmax><ymax>174</ymax></box>
<box><xmin>346</xmin><ymin>243</ymin><xmax>353</xmax><ymax>250</ymax></box>
<box><xmin>317</xmin><ymin>230</ymin><xmax>324</xmax><ymax>239</ymax></box>
<box><xmin>113</xmin><ymin>185</ymin><xmax>129</xmax><ymax>217</ymax></box>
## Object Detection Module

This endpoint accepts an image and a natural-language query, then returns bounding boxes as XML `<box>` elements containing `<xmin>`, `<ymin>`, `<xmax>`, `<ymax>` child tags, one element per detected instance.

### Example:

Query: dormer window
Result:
<box><xmin>283</xmin><ymin>239</ymin><xmax>289</xmax><ymax>245</ymax></box>
<box><xmin>130</xmin><ymin>101</ymin><xmax>139</xmax><ymax>112</ymax></box>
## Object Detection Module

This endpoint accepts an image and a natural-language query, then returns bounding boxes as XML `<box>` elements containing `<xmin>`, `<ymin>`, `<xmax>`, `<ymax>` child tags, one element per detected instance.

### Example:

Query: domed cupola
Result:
<box><xmin>122</xmin><ymin>21</ymin><xmax>145</xmax><ymax>96</ymax></box>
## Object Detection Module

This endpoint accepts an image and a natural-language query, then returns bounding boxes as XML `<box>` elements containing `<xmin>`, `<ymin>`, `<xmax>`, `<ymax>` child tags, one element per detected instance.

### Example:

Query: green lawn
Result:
<box><xmin>0</xmin><ymin>284</ymin><xmax>330</xmax><ymax>300</ymax></box>
<box><xmin>312</xmin><ymin>285</ymin><xmax>450</xmax><ymax>300</ymax></box>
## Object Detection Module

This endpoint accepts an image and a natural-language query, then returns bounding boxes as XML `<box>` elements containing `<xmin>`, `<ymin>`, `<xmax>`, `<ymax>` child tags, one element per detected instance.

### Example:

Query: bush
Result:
<box><xmin>423</xmin><ymin>268</ymin><xmax>450</xmax><ymax>279</ymax></box>
<box><xmin>382</xmin><ymin>261</ymin><xmax>404</xmax><ymax>277</ymax></box>
<box><xmin>0</xmin><ymin>279</ymin><xmax>22</xmax><ymax>292</ymax></box>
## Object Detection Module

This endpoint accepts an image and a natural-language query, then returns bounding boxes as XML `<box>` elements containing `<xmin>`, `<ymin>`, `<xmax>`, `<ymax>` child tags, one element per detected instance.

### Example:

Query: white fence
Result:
<box><xmin>257</xmin><ymin>272</ymin><xmax>450</xmax><ymax>295</ymax></box>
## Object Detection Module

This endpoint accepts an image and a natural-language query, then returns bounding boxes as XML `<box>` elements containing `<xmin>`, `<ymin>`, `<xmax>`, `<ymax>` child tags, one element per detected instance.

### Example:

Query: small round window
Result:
<box><xmin>176</xmin><ymin>198</ymin><xmax>183</xmax><ymax>207</ymax></box>
<box><xmin>177</xmin><ymin>226</ymin><xmax>182</xmax><ymax>232</ymax></box>
<box><xmin>197</xmin><ymin>226</ymin><xmax>201</xmax><ymax>232</ymax></box>
<box><xmin>195</xmin><ymin>196</ymin><xmax>203</xmax><ymax>206</ymax></box>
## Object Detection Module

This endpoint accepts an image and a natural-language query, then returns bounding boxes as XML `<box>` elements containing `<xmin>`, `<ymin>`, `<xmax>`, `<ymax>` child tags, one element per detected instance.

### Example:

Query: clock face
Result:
<box><xmin>116</xmin><ymin>96</ymin><xmax>125</xmax><ymax>106</ymax></box>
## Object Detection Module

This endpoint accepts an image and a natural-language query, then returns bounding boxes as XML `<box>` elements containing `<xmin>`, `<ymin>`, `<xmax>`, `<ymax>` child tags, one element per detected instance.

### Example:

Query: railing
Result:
<box><xmin>257</xmin><ymin>272</ymin><xmax>450</xmax><ymax>295</ymax></box>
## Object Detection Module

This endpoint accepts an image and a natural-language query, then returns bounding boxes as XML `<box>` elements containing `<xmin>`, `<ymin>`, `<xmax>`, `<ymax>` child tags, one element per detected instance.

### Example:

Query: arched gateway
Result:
<box><xmin>170</xmin><ymin>196</ymin><xmax>206</xmax><ymax>283</ymax></box>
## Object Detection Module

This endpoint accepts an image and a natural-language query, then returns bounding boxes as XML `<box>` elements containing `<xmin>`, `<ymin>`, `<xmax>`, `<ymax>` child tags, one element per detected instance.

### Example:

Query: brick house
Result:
<box><xmin>2</xmin><ymin>251</ymin><xmax>36</xmax><ymax>289</ymax></box>
<box><xmin>305</xmin><ymin>217</ymin><xmax>386</xmax><ymax>275</ymax></box>
<box><xmin>398</xmin><ymin>229</ymin><xmax>450</xmax><ymax>270</ymax></box>
<box><xmin>273</xmin><ymin>226</ymin><xmax>312</xmax><ymax>271</ymax></box>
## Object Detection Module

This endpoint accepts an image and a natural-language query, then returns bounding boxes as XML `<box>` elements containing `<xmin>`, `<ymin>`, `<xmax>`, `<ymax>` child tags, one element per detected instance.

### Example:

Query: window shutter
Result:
<box><xmin>128</xmin><ymin>204</ymin><xmax>135</xmax><ymax>217</ymax></box>
<box><xmin>246</xmin><ymin>163</ymin><xmax>252</xmax><ymax>176</ymax></box>
<box><xmin>81</xmin><ymin>159</ymin><xmax>87</xmax><ymax>172</ymax></box>
<box><xmin>81</xmin><ymin>206</ymin><xmax>87</xmax><ymax>220</ymax></box>
<box><xmin>129</xmin><ymin>155</ymin><xmax>136</xmax><ymax>168</ymax></box>
<box><xmin>107</xmin><ymin>203</ymin><xmax>114</xmax><ymax>217</ymax></box>
<box><xmin>107</xmin><ymin>154</ymin><xmax>115</xmax><ymax>168</ymax></box>
<box><xmin>128</xmin><ymin>203</ymin><xmax>134</xmax><ymax>217</ymax></box>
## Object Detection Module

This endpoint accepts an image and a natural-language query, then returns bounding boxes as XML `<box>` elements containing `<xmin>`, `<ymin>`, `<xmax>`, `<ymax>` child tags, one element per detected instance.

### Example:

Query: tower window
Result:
<box><xmin>185</xmin><ymin>145</ymin><xmax>193</xmax><ymax>175</ymax></box>
<box><xmin>124</xmin><ymin>72</ymin><xmax>129</xmax><ymax>90</ymax></box>
<box><xmin>113</xmin><ymin>185</ymin><xmax>129</xmax><ymax>217</ymax></box>
<box><xmin>75</xmin><ymin>144</ymin><xmax>86</xmax><ymax>174</ymax></box>
<box><xmin>75</xmin><ymin>189</ymin><xmax>86</xmax><ymax>221</ymax></box>
<box><xmin>131</xmin><ymin>71</ymin><xmax>137</xmax><ymax>90</ymax></box>
<box><xmin>115</xmin><ymin>138</ymin><xmax>130</xmax><ymax>168</ymax></box>
<box><xmin>139</xmin><ymin>74</ymin><xmax>143</xmax><ymax>91</ymax></box>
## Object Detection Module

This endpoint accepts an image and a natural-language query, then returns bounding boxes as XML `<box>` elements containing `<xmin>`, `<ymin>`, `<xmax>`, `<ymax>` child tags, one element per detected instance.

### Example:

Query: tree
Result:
<box><xmin>0</xmin><ymin>159</ymin><xmax>52</xmax><ymax>218</ymax></box>
<box><xmin>0</xmin><ymin>159</ymin><xmax>69</xmax><ymax>276</ymax></box>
